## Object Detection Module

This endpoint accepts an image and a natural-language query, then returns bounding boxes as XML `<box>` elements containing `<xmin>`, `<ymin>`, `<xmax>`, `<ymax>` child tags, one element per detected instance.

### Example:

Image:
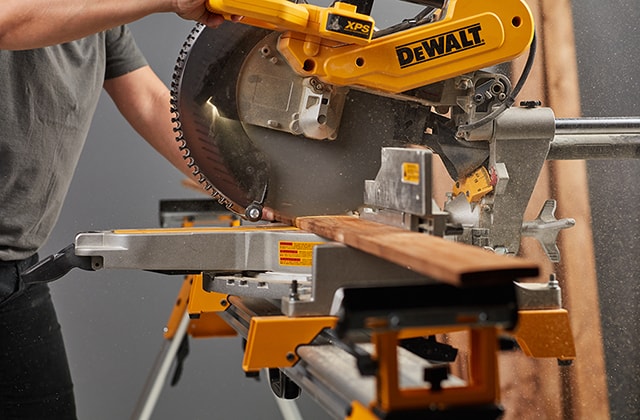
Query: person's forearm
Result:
<box><xmin>0</xmin><ymin>0</ymin><xmax>222</xmax><ymax>50</ymax></box>
<box><xmin>104</xmin><ymin>66</ymin><xmax>194</xmax><ymax>180</ymax></box>
<box><xmin>0</xmin><ymin>0</ymin><xmax>165</xmax><ymax>49</ymax></box>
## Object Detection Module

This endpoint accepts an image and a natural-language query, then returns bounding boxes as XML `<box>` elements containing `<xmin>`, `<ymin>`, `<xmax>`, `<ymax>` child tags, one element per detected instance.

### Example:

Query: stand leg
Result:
<box><xmin>131</xmin><ymin>311</ymin><xmax>191</xmax><ymax>420</ymax></box>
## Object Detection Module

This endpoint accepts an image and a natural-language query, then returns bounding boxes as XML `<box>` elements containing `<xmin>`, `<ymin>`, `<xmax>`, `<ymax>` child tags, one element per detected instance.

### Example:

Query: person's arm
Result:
<box><xmin>0</xmin><ymin>0</ymin><xmax>224</xmax><ymax>50</ymax></box>
<box><xmin>103</xmin><ymin>65</ymin><xmax>193</xmax><ymax>179</ymax></box>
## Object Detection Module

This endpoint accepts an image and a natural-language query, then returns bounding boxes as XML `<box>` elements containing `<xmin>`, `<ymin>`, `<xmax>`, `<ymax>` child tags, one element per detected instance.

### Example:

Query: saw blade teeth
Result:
<box><xmin>170</xmin><ymin>23</ymin><xmax>275</xmax><ymax>219</ymax></box>
<box><xmin>170</xmin><ymin>23</ymin><xmax>230</xmax><ymax>204</ymax></box>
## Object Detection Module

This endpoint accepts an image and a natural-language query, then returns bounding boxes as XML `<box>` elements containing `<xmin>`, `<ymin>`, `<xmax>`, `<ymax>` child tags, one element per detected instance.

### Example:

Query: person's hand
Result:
<box><xmin>174</xmin><ymin>0</ymin><xmax>230</xmax><ymax>27</ymax></box>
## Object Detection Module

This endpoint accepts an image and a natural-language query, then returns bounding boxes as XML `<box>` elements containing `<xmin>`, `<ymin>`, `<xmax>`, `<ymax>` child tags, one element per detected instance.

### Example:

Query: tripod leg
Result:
<box><xmin>131</xmin><ymin>311</ymin><xmax>191</xmax><ymax>420</ymax></box>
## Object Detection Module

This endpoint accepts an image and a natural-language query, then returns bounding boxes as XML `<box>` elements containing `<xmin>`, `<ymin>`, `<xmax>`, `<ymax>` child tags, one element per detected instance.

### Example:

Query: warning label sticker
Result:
<box><xmin>402</xmin><ymin>162</ymin><xmax>421</xmax><ymax>185</ymax></box>
<box><xmin>279</xmin><ymin>241</ymin><xmax>324</xmax><ymax>266</ymax></box>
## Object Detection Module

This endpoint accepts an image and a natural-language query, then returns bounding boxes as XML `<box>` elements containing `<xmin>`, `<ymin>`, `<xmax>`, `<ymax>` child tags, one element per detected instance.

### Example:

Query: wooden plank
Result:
<box><xmin>295</xmin><ymin>215</ymin><xmax>539</xmax><ymax>287</ymax></box>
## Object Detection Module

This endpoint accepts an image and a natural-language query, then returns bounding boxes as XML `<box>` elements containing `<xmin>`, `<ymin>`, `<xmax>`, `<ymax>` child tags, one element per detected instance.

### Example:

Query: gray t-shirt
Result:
<box><xmin>0</xmin><ymin>26</ymin><xmax>148</xmax><ymax>260</ymax></box>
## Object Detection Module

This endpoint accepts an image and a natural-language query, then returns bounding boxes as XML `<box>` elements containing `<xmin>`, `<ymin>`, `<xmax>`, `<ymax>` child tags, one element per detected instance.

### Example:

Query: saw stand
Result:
<box><xmin>130</xmin><ymin>201</ymin><xmax>307</xmax><ymax>420</ymax></box>
<box><xmin>122</xmin><ymin>196</ymin><xmax>572</xmax><ymax>419</ymax></box>
<box><xmin>22</xmin><ymin>189</ymin><xmax>576</xmax><ymax>419</ymax></box>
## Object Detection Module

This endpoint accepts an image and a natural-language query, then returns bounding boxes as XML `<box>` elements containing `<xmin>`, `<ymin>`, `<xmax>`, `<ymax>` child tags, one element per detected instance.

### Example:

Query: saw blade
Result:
<box><xmin>172</xmin><ymin>23</ymin><xmax>271</xmax><ymax>219</ymax></box>
<box><xmin>172</xmin><ymin>23</ymin><xmax>432</xmax><ymax>221</ymax></box>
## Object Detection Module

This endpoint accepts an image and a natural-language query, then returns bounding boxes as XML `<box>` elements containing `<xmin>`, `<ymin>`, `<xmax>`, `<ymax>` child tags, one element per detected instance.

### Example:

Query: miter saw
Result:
<box><xmin>23</xmin><ymin>0</ymin><xmax>640</xmax><ymax>419</ymax></box>
<box><xmin>173</xmin><ymin>0</ymin><xmax>537</xmax><ymax>224</ymax></box>
<box><xmin>170</xmin><ymin>0</ymin><xmax>637</xmax><ymax>256</ymax></box>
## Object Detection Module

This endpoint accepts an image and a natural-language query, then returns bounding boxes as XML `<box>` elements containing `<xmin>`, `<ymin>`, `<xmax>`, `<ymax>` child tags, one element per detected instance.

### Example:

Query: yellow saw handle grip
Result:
<box><xmin>206</xmin><ymin>0</ymin><xmax>375</xmax><ymax>44</ymax></box>
<box><xmin>206</xmin><ymin>0</ymin><xmax>310</xmax><ymax>31</ymax></box>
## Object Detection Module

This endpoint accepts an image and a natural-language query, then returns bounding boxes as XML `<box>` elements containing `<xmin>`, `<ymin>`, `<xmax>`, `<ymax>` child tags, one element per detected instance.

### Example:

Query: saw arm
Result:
<box><xmin>206</xmin><ymin>0</ymin><xmax>534</xmax><ymax>92</ymax></box>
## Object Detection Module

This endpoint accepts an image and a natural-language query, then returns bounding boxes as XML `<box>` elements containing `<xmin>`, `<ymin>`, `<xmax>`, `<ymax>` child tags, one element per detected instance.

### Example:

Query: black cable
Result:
<box><xmin>456</xmin><ymin>30</ymin><xmax>538</xmax><ymax>137</ymax></box>
<box><xmin>373</xmin><ymin>6</ymin><xmax>438</xmax><ymax>38</ymax></box>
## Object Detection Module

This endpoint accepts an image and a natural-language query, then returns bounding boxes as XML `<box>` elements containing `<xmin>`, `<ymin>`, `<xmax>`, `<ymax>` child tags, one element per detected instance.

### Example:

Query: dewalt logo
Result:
<box><xmin>395</xmin><ymin>24</ymin><xmax>484</xmax><ymax>68</ymax></box>
<box><xmin>326</xmin><ymin>13</ymin><xmax>373</xmax><ymax>40</ymax></box>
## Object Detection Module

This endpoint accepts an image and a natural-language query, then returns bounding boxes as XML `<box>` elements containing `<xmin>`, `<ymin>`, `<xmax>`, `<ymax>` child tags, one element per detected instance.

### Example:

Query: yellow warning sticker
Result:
<box><xmin>279</xmin><ymin>241</ymin><xmax>324</xmax><ymax>266</ymax></box>
<box><xmin>402</xmin><ymin>162</ymin><xmax>421</xmax><ymax>185</ymax></box>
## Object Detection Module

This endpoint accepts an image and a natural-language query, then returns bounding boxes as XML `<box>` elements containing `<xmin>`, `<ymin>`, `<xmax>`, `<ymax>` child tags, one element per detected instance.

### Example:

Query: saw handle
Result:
<box><xmin>20</xmin><ymin>244</ymin><xmax>94</xmax><ymax>284</ymax></box>
<box><xmin>206</xmin><ymin>0</ymin><xmax>310</xmax><ymax>30</ymax></box>
<box><xmin>205</xmin><ymin>0</ymin><xmax>376</xmax><ymax>44</ymax></box>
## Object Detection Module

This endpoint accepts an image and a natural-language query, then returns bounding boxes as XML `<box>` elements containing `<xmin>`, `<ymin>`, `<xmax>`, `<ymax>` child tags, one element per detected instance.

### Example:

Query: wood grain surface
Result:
<box><xmin>296</xmin><ymin>215</ymin><xmax>539</xmax><ymax>287</ymax></box>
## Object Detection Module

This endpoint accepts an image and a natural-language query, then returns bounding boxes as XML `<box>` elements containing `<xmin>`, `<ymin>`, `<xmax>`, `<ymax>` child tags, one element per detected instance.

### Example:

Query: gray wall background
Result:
<box><xmin>42</xmin><ymin>3</ymin><xmax>639</xmax><ymax>420</ymax></box>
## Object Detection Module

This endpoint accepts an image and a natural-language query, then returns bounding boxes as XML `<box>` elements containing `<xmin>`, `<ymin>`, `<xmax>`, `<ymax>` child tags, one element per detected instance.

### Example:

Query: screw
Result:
<box><xmin>310</xmin><ymin>78</ymin><xmax>323</xmax><ymax>92</ymax></box>
<box><xmin>456</xmin><ymin>77</ymin><xmax>472</xmax><ymax>90</ymax></box>
<box><xmin>286</xmin><ymin>352</ymin><xmax>296</xmax><ymax>362</ymax></box>
<box><xmin>289</xmin><ymin>280</ymin><xmax>299</xmax><ymax>301</ymax></box>
<box><xmin>548</xmin><ymin>273</ymin><xmax>560</xmax><ymax>289</ymax></box>
<box><xmin>220</xmin><ymin>299</ymin><xmax>228</xmax><ymax>307</ymax></box>
<box><xmin>245</xmin><ymin>204</ymin><xmax>262</xmax><ymax>222</ymax></box>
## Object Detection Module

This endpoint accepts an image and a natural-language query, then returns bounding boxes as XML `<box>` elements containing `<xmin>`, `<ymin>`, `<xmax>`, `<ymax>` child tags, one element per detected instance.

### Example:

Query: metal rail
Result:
<box><xmin>548</xmin><ymin>117</ymin><xmax>640</xmax><ymax>160</ymax></box>
<box><xmin>555</xmin><ymin>117</ymin><xmax>640</xmax><ymax>135</ymax></box>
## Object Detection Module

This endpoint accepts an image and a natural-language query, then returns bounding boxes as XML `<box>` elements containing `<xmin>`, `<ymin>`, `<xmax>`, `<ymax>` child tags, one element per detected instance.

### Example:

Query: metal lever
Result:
<box><xmin>521</xmin><ymin>200</ymin><xmax>576</xmax><ymax>263</ymax></box>
<box><xmin>20</xmin><ymin>243</ymin><xmax>94</xmax><ymax>284</ymax></box>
